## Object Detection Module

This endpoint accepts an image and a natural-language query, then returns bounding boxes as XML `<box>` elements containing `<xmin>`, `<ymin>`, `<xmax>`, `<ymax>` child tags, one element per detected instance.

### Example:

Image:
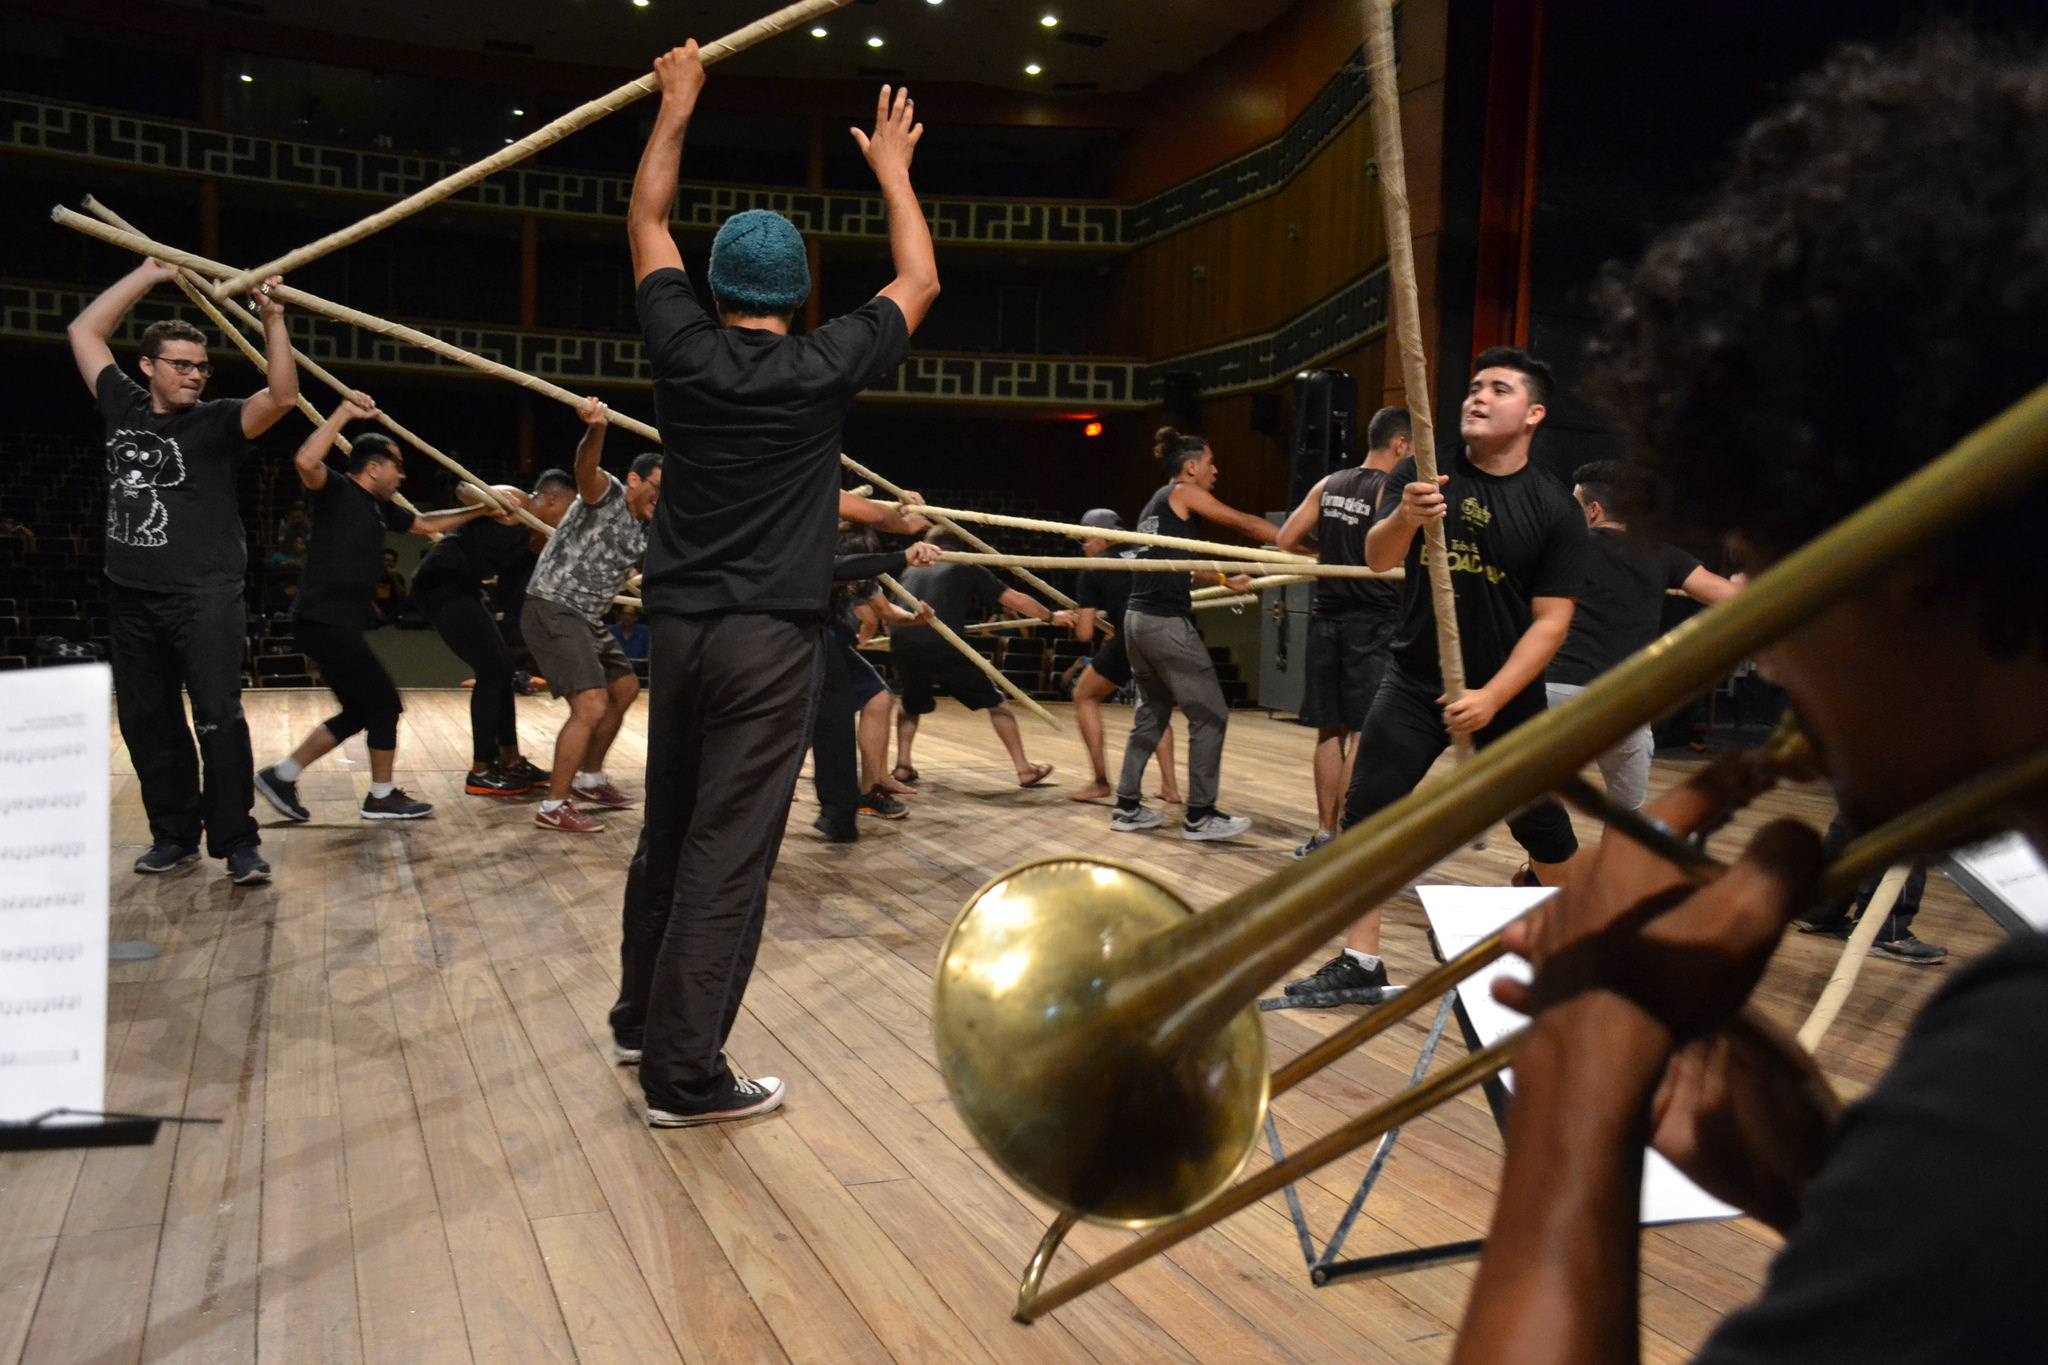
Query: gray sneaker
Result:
<box><xmin>1293</xmin><ymin>830</ymin><xmax>1335</xmax><ymax>859</ymax></box>
<box><xmin>225</xmin><ymin>847</ymin><xmax>271</xmax><ymax>885</ymax></box>
<box><xmin>1110</xmin><ymin>805</ymin><xmax>1165</xmax><ymax>833</ymax></box>
<box><xmin>1872</xmin><ymin>932</ymin><xmax>1947</xmax><ymax>964</ymax></box>
<box><xmin>1183</xmin><ymin>811</ymin><xmax>1253</xmax><ymax>842</ymax></box>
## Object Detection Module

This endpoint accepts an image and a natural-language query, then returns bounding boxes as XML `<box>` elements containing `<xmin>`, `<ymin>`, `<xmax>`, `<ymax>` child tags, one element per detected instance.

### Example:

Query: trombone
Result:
<box><xmin>931</xmin><ymin>377</ymin><xmax>2048</xmax><ymax>1323</ymax></box>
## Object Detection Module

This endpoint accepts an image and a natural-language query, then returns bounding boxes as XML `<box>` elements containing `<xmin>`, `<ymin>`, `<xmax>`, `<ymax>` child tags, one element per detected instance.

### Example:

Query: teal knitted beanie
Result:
<box><xmin>707</xmin><ymin>209</ymin><xmax>811</xmax><ymax>314</ymax></box>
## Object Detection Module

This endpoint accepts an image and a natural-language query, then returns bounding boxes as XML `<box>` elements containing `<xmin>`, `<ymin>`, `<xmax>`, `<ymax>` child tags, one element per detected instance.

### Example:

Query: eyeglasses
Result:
<box><xmin>150</xmin><ymin>357</ymin><xmax>214</xmax><ymax>377</ymax></box>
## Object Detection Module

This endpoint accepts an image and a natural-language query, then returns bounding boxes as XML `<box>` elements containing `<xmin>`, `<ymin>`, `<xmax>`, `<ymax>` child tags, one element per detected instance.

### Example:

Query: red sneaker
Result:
<box><xmin>572</xmin><ymin>779</ymin><xmax>634</xmax><ymax>809</ymax></box>
<box><xmin>535</xmin><ymin>802</ymin><xmax>604</xmax><ymax>833</ymax></box>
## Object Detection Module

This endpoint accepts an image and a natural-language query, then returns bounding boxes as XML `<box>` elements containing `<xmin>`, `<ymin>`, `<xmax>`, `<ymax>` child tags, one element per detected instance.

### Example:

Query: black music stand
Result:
<box><xmin>0</xmin><ymin>1108</ymin><xmax>217</xmax><ymax>1152</ymax></box>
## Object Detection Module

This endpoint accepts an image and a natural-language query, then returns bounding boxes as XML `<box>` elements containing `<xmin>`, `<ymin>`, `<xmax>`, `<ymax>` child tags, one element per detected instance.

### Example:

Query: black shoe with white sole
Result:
<box><xmin>134</xmin><ymin>842</ymin><xmax>200</xmax><ymax>874</ymax></box>
<box><xmin>255</xmin><ymin>765</ymin><xmax>311</xmax><ymax>822</ymax></box>
<box><xmin>361</xmin><ymin>787</ymin><xmax>433</xmax><ymax>820</ymax></box>
<box><xmin>226</xmin><ymin>847</ymin><xmax>272</xmax><ymax>885</ymax></box>
<box><xmin>647</xmin><ymin>1075</ymin><xmax>786</xmax><ymax>1128</ymax></box>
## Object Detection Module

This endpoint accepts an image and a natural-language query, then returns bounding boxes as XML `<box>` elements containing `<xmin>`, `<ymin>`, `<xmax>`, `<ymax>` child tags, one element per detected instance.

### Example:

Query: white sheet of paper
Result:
<box><xmin>0</xmin><ymin>665</ymin><xmax>110</xmax><ymax>1124</ymax></box>
<box><xmin>1945</xmin><ymin>833</ymin><xmax>2048</xmax><ymax>934</ymax></box>
<box><xmin>1417</xmin><ymin>883</ymin><xmax>1738</xmax><ymax>1226</ymax></box>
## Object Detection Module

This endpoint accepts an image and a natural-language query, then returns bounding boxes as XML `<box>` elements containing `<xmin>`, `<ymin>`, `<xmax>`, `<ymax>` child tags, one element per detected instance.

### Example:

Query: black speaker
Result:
<box><xmin>1288</xmin><ymin>369</ymin><xmax>1359</xmax><ymax>503</ymax></box>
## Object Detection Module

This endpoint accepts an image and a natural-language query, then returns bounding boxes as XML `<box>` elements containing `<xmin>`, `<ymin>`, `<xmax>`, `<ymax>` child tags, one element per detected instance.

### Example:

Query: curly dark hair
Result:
<box><xmin>139</xmin><ymin>319</ymin><xmax>205</xmax><ymax>358</ymax></box>
<box><xmin>1586</xmin><ymin>27</ymin><xmax>2048</xmax><ymax>658</ymax></box>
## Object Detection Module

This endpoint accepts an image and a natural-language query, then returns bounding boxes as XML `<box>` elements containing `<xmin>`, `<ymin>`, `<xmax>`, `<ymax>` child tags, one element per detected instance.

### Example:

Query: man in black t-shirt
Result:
<box><xmin>1275</xmin><ymin>404</ymin><xmax>1409</xmax><ymax>858</ymax></box>
<box><xmin>1288</xmin><ymin>349</ymin><xmax>1588</xmax><ymax>1000</ymax></box>
<box><xmin>610</xmin><ymin>44</ymin><xmax>937</xmax><ymax>1129</ymax></box>
<box><xmin>1546</xmin><ymin>460</ymin><xmax>1737</xmax><ymax>810</ymax></box>
<box><xmin>69</xmin><ymin>257</ymin><xmax>300</xmax><ymax>886</ymax></box>
<box><xmin>890</xmin><ymin>530</ymin><xmax>1059</xmax><ymax>787</ymax></box>
<box><xmin>1063</xmin><ymin>508</ymin><xmax>1180</xmax><ymax>806</ymax></box>
<box><xmin>252</xmin><ymin>396</ymin><xmax>491</xmax><ymax>824</ymax></box>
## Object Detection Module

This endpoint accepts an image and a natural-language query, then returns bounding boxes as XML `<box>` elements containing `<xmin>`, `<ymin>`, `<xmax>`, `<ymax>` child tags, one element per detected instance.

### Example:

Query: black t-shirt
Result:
<box><xmin>413</xmin><ymin>516</ymin><xmax>534</xmax><ymax>595</ymax></box>
<box><xmin>92</xmin><ymin>363</ymin><xmax>250</xmax><ymax>596</ymax></box>
<box><xmin>1382</xmin><ymin>451</ymin><xmax>1588</xmax><ymax>694</ymax></box>
<box><xmin>892</xmin><ymin>561</ymin><xmax>1006</xmax><ymax>647</ymax></box>
<box><xmin>1312</xmin><ymin>464</ymin><xmax>1400</xmax><ymax>621</ymax></box>
<box><xmin>1546</xmin><ymin>528</ymin><xmax>1701</xmax><ymax>686</ymax></box>
<box><xmin>1127</xmin><ymin>483</ymin><xmax>1204</xmax><ymax>620</ymax></box>
<box><xmin>1076</xmin><ymin>547</ymin><xmax>1141</xmax><ymax>636</ymax></box>
<box><xmin>292</xmin><ymin>473</ymin><xmax>416</xmax><ymax>627</ymax></box>
<box><xmin>1696</xmin><ymin>932</ymin><xmax>2048</xmax><ymax>1362</ymax></box>
<box><xmin>635</xmin><ymin>268</ymin><xmax>911</xmax><ymax>618</ymax></box>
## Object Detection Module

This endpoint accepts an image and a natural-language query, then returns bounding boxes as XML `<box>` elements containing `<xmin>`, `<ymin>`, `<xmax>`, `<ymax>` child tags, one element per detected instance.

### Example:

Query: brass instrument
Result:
<box><xmin>932</xmin><ymin>378</ymin><xmax>2048</xmax><ymax>1323</ymax></box>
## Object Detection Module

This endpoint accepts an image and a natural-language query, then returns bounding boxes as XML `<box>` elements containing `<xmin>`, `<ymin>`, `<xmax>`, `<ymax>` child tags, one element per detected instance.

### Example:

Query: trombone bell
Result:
<box><xmin>934</xmin><ymin>858</ymin><xmax>1270</xmax><ymax>1226</ymax></box>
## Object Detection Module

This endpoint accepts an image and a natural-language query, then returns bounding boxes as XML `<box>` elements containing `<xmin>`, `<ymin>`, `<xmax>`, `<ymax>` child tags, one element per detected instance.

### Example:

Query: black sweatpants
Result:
<box><xmin>295</xmin><ymin>619</ymin><xmax>404</xmax><ymax>750</ymax></box>
<box><xmin>612</xmin><ymin>612</ymin><xmax>824</xmax><ymax>1114</ymax></box>
<box><xmin>108</xmin><ymin>583</ymin><xmax>259</xmax><ymax>858</ymax></box>
<box><xmin>416</xmin><ymin>580</ymin><xmax>517</xmax><ymax>765</ymax></box>
<box><xmin>809</xmin><ymin>632</ymin><xmax>860</xmax><ymax>833</ymax></box>
<box><xmin>1818</xmin><ymin>813</ymin><xmax>1925</xmax><ymax>933</ymax></box>
<box><xmin>1341</xmin><ymin>664</ymin><xmax>1579</xmax><ymax>865</ymax></box>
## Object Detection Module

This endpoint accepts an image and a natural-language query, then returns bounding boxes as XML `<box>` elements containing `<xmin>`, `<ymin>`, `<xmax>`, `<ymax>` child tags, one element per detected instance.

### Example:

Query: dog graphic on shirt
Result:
<box><xmin>106</xmin><ymin>428</ymin><xmax>186</xmax><ymax>548</ymax></box>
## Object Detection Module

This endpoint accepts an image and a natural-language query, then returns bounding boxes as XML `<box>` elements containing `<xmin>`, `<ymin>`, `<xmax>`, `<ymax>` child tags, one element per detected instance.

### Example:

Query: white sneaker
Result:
<box><xmin>647</xmin><ymin>1075</ymin><xmax>786</xmax><ymax>1128</ymax></box>
<box><xmin>1110</xmin><ymin>805</ymin><xmax>1165</xmax><ymax>833</ymax></box>
<box><xmin>1182</xmin><ymin>811</ymin><xmax>1253</xmax><ymax>842</ymax></box>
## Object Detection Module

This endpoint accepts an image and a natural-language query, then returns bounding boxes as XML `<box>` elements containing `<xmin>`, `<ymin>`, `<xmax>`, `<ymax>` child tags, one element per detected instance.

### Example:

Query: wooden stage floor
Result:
<box><xmin>0</xmin><ymin>688</ymin><xmax>2005</xmax><ymax>1364</ymax></box>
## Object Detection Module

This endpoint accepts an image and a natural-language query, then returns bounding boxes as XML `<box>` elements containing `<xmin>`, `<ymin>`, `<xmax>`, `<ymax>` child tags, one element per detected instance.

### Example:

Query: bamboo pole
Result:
<box><xmin>937</xmin><ymin>552</ymin><xmax>1398</xmax><ymax>577</ymax></box>
<box><xmin>79</xmin><ymin>199</ymin><xmax>552</xmax><ymax>537</ymax></box>
<box><xmin>876</xmin><ymin>501</ymin><xmax>1317</xmax><ymax>565</ymax></box>
<box><xmin>214</xmin><ymin>0</ymin><xmax>856</xmax><ymax>295</ymax></box>
<box><xmin>1193</xmin><ymin>573</ymin><xmax>1320</xmax><ymax>599</ymax></box>
<box><xmin>51</xmin><ymin>208</ymin><xmax>664</xmax><ymax>446</ymax></box>
<box><xmin>877</xmin><ymin>574</ymin><xmax>1062</xmax><ymax>731</ymax></box>
<box><xmin>1194</xmin><ymin>593</ymin><xmax>1258</xmax><ymax>612</ymax></box>
<box><xmin>839</xmin><ymin>453</ymin><xmax>1091</xmax><ymax>628</ymax></box>
<box><xmin>1796</xmin><ymin>864</ymin><xmax>1914</xmax><ymax>1053</ymax></box>
<box><xmin>1365</xmin><ymin>0</ymin><xmax>1472</xmax><ymax>760</ymax></box>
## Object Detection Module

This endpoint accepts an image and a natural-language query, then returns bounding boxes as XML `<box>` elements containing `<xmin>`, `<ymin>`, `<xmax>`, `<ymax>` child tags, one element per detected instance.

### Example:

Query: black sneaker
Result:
<box><xmin>858</xmin><ymin>786</ymin><xmax>907</xmax><ymax>819</ymax></box>
<box><xmin>1872</xmin><ymin>932</ymin><xmax>1947</xmax><ymax>964</ymax></box>
<box><xmin>1284</xmin><ymin>952</ymin><xmax>1389</xmax><ymax>996</ymax></box>
<box><xmin>133</xmin><ymin>842</ymin><xmax>199</xmax><ymax>874</ymax></box>
<box><xmin>505</xmin><ymin>757</ymin><xmax>550</xmax><ymax>786</ymax></box>
<box><xmin>225</xmin><ymin>847</ymin><xmax>271</xmax><ymax>885</ymax></box>
<box><xmin>254</xmin><ymin>765</ymin><xmax>310</xmax><ymax>822</ymax></box>
<box><xmin>647</xmin><ymin>1075</ymin><xmax>787</xmax><ymax>1128</ymax></box>
<box><xmin>361</xmin><ymin>787</ymin><xmax>433</xmax><ymax>820</ymax></box>
<box><xmin>1793</xmin><ymin>911</ymin><xmax>1851</xmax><ymax>937</ymax></box>
<box><xmin>465</xmin><ymin>765</ymin><xmax>532</xmax><ymax>796</ymax></box>
<box><xmin>812</xmin><ymin>813</ymin><xmax>858</xmax><ymax>843</ymax></box>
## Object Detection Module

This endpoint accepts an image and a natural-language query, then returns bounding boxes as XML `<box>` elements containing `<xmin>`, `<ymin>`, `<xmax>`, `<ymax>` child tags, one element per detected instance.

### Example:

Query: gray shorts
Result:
<box><xmin>521</xmin><ymin>596</ymin><xmax>634</xmax><ymax>698</ymax></box>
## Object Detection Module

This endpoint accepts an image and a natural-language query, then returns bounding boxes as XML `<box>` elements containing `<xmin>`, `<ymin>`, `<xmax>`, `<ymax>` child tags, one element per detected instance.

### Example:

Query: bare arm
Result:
<box><xmin>1442</xmin><ymin>595</ymin><xmax>1574</xmax><ymax>734</ymax></box>
<box><xmin>239</xmin><ymin>277</ymin><xmax>300</xmax><ymax>437</ymax></box>
<box><xmin>840</xmin><ymin>489</ymin><xmax>932</xmax><ymax>536</ymax></box>
<box><xmin>998</xmin><ymin>587</ymin><xmax>1053</xmax><ymax>623</ymax></box>
<box><xmin>1274</xmin><ymin>478</ymin><xmax>1327</xmax><ymax>556</ymax></box>
<box><xmin>411</xmin><ymin>506</ymin><xmax>491</xmax><ymax>536</ymax></box>
<box><xmin>68</xmin><ymin>259</ymin><xmax>180</xmax><ymax>394</ymax></box>
<box><xmin>573</xmin><ymin>397</ymin><xmax>610</xmax><ymax>504</ymax></box>
<box><xmin>628</xmin><ymin>44</ymin><xmax>703</xmax><ymax>285</ymax></box>
<box><xmin>1366</xmin><ymin>476</ymin><xmax>1444</xmax><ymax>572</ymax></box>
<box><xmin>1681</xmin><ymin>565</ymin><xmax>1740</xmax><ymax>606</ymax></box>
<box><xmin>1175</xmin><ymin>484</ymin><xmax>1279</xmax><ymax>545</ymax></box>
<box><xmin>853</xmin><ymin>86</ymin><xmax>939</xmax><ymax>334</ymax></box>
<box><xmin>1073</xmin><ymin>605</ymin><xmax>1098</xmax><ymax>644</ymax></box>
<box><xmin>294</xmin><ymin>392</ymin><xmax>376</xmax><ymax>492</ymax></box>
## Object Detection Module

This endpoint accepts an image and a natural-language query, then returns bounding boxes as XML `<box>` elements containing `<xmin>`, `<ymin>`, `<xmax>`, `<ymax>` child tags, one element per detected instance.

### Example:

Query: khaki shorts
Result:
<box><xmin>520</xmin><ymin>597</ymin><xmax>634</xmax><ymax>698</ymax></box>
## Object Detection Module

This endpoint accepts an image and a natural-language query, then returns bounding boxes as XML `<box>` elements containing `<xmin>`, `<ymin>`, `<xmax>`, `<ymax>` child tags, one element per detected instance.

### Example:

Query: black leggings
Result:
<box><xmin>1342</xmin><ymin>664</ymin><xmax>1579</xmax><ymax>865</ymax></box>
<box><xmin>295</xmin><ymin>619</ymin><xmax>404</xmax><ymax>750</ymax></box>
<box><xmin>416</xmin><ymin>580</ymin><xmax>517</xmax><ymax>765</ymax></box>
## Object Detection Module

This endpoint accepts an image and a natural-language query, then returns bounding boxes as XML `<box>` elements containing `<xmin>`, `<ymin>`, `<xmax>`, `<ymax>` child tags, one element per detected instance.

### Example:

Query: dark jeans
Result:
<box><xmin>295</xmin><ymin>619</ymin><xmax>403</xmax><ymax>750</ymax></box>
<box><xmin>417</xmin><ymin>581</ymin><xmax>517</xmax><ymax>765</ymax></box>
<box><xmin>108</xmin><ymin>584</ymin><xmax>259</xmax><ymax>859</ymax></box>
<box><xmin>1342</xmin><ymin>664</ymin><xmax>1579</xmax><ymax>865</ymax></box>
<box><xmin>1819</xmin><ymin>813</ymin><xmax>1925</xmax><ymax>934</ymax></box>
<box><xmin>810</xmin><ymin>631</ymin><xmax>860</xmax><ymax>832</ymax></box>
<box><xmin>612</xmin><ymin>613</ymin><xmax>823</xmax><ymax>1113</ymax></box>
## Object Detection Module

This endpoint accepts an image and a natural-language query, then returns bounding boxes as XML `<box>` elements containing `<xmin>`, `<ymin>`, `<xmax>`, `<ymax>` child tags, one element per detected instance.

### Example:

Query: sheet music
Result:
<box><xmin>1418</xmin><ymin>883</ymin><xmax>1739</xmax><ymax>1226</ymax></box>
<box><xmin>0</xmin><ymin>665</ymin><xmax>110</xmax><ymax>1124</ymax></box>
<box><xmin>1943</xmin><ymin>833</ymin><xmax>2048</xmax><ymax>936</ymax></box>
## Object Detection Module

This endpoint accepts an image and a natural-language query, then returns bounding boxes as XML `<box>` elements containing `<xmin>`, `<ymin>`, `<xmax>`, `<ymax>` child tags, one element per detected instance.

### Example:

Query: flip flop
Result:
<box><xmin>1018</xmin><ymin>763</ymin><xmax>1055</xmax><ymax>788</ymax></box>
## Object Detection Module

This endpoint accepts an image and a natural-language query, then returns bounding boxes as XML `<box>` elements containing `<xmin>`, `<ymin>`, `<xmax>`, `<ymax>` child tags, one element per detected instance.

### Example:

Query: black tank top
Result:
<box><xmin>1126</xmin><ymin>482</ymin><xmax>1202</xmax><ymax>620</ymax></box>
<box><xmin>1312</xmin><ymin>465</ymin><xmax>1400</xmax><ymax>620</ymax></box>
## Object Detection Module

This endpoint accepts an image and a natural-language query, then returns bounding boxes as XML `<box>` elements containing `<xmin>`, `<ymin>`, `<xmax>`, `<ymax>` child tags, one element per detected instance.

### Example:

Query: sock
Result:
<box><xmin>1343</xmin><ymin>948</ymin><xmax>1382</xmax><ymax>970</ymax></box>
<box><xmin>1186</xmin><ymin>804</ymin><xmax>1215</xmax><ymax>823</ymax></box>
<box><xmin>540</xmin><ymin>799</ymin><xmax>564</xmax><ymax>814</ymax></box>
<box><xmin>1115</xmin><ymin>797</ymin><xmax>1139</xmax><ymax>813</ymax></box>
<box><xmin>574</xmin><ymin>771</ymin><xmax>605</xmax><ymax>790</ymax></box>
<box><xmin>1318</xmin><ymin>828</ymin><xmax>1336</xmax><ymax>839</ymax></box>
<box><xmin>272</xmin><ymin>757</ymin><xmax>303</xmax><ymax>781</ymax></box>
<box><xmin>369</xmin><ymin>780</ymin><xmax>395</xmax><ymax>798</ymax></box>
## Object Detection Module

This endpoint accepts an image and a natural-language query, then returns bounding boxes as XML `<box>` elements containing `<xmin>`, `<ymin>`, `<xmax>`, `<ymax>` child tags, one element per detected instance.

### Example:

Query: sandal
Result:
<box><xmin>892</xmin><ymin>764</ymin><xmax>920</xmax><ymax>786</ymax></box>
<box><xmin>1018</xmin><ymin>763</ymin><xmax>1055</xmax><ymax>788</ymax></box>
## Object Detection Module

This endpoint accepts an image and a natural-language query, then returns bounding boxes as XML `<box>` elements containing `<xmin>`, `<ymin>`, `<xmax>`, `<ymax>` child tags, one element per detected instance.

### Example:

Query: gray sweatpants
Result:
<box><xmin>1117</xmin><ymin>611</ymin><xmax>1230</xmax><ymax>810</ymax></box>
<box><xmin>1546</xmin><ymin>680</ymin><xmax>1653</xmax><ymax>810</ymax></box>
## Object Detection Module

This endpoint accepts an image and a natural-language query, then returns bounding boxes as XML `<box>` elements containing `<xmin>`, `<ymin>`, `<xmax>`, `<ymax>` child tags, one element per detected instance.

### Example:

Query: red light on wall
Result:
<box><xmin>1083</xmin><ymin>421</ymin><xmax>1104</xmax><ymax>438</ymax></box>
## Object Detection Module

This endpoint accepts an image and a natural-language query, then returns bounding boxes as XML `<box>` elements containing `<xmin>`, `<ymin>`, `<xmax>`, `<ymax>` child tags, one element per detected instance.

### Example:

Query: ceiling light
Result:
<box><xmin>1024</xmin><ymin>62</ymin><xmax>1042</xmax><ymax>75</ymax></box>
<box><xmin>1040</xmin><ymin>13</ymin><xmax>1059</xmax><ymax>27</ymax></box>
<box><xmin>512</xmin><ymin>107</ymin><xmax>524</xmax><ymax>116</ymax></box>
<box><xmin>925</xmin><ymin>0</ymin><xmax>942</xmax><ymax>5</ymax></box>
<box><xmin>810</xmin><ymin>25</ymin><xmax>827</xmax><ymax>37</ymax></box>
<box><xmin>866</xmin><ymin>34</ymin><xmax>884</xmax><ymax>47</ymax></box>
<box><xmin>632</xmin><ymin>0</ymin><xmax>649</xmax><ymax>8</ymax></box>
<box><xmin>239</xmin><ymin>73</ymin><xmax>253</xmax><ymax>83</ymax></box>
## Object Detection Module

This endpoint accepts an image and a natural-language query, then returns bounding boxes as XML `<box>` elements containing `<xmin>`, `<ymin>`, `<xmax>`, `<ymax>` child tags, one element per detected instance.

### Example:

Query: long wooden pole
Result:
<box><xmin>1796</xmin><ymin>864</ymin><xmax>1914</xmax><ymax>1053</ymax></box>
<box><xmin>214</xmin><ymin>0</ymin><xmax>856</xmax><ymax>296</ymax></box>
<box><xmin>875</xmin><ymin>502</ymin><xmax>1317</xmax><ymax>565</ymax></box>
<box><xmin>1366</xmin><ymin>0</ymin><xmax>1472</xmax><ymax>760</ymax></box>
<box><xmin>877</xmin><ymin>575</ymin><xmax>1062</xmax><ymax>731</ymax></box>
<box><xmin>51</xmin><ymin>208</ymin><xmax>664</xmax><ymax>447</ymax></box>
<box><xmin>938</xmin><ymin>552</ymin><xmax>1397</xmax><ymax>578</ymax></box>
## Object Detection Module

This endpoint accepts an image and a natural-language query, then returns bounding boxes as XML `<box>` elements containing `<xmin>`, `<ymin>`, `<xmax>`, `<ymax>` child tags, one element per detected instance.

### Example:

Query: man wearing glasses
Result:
<box><xmin>69</xmin><ymin>257</ymin><xmax>299</xmax><ymax>886</ymax></box>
